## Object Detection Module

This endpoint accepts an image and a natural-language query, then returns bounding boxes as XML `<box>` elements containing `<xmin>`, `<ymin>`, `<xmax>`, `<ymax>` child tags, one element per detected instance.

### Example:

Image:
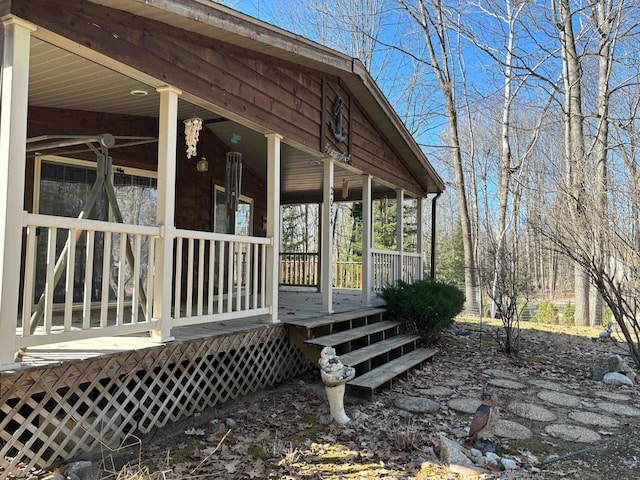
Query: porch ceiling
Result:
<box><xmin>27</xmin><ymin>38</ymin><xmax>401</xmax><ymax>204</ymax></box>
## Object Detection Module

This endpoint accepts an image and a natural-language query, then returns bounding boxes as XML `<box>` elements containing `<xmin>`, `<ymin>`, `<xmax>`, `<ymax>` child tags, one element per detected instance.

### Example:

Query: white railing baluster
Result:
<box><xmin>244</xmin><ymin>243</ymin><xmax>250</xmax><ymax>311</ymax></box>
<box><xmin>261</xmin><ymin>244</ymin><xmax>266</xmax><ymax>308</ymax></box>
<box><xmin>65</xmin><ymin>229</ymin><xmax>77</xmax><ymax>331</ymax></box>
<box><xmin>132</xmin><ymin>233</ymin><xmax>142</xmax><ymax>324</ymax></box>
<box><xmin>186</xmin><ymin>238</ymin><xmax>194</xmax><ymax>318</ymax></box>
<box><xmin>44</xmin><ymin>227</ymin><xmax>57</xmax><ymax>335</ymax></box>
<box><xmin>197</xmin><ymin>239</ymin><xmax>205</xmax><ymax>316</ymax></box>
<box><xmin>235</xmin><ymin>242</ymin><xmax>242</xmax><ymax>311</ymax></box>
<box><xmin>227</xmin><ymin>241</ymin><xmax>234</xmax><ymax>313</ymax></box>
<box><xmin>146</xmin><ymin>237</ymin><xmax>155</xmax><ymax>322</ymax></box>
<box><xmin>174</xmin><ymin>237</ymin><xmax>183</xmax><ymax>319</ymax></box>
<box><xmin>208</xmin><ymin>239</ymin><xmax>215</xmax><ymax>315</ymax></box>
<box><xmin>22</xmin><ymin>226</ymin><xmax>37</xmax><ymax>336</ymax></box>
<box><xmin>100</xmin><ymin>232</ymin><xmax>111</xmax><ymax>327</ymax></box>
<box><xmin>116</xmin><ymin>232</ymin><xmax>126</xmax><ymax>326</ymax></box>
<box><xmin>253</xmin><ymin>243</ymin><xmax>259</xmax><ymax>309</ymax></box>
<box><xmin>217</xmin><ymin>240</ymin><xmax>224</xmax><ymax>314</ymax></box>
<box><xmin>83</xmin><ymin>230</ymin><xmax>95</xmax><ymax>329</ymax></box>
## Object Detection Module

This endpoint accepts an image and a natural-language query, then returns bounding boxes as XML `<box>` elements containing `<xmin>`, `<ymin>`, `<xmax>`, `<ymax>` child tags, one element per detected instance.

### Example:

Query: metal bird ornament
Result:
<box><xmin>468</xmin><ymin>388</ymin><xmax>500</xmax><ymax>453</ymax></box>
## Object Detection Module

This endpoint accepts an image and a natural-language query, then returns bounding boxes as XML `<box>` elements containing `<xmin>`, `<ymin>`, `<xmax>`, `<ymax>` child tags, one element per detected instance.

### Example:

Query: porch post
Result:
<box><xmin>396</xmin><ymin>189</ymin><xmax>404</xmax><ymax>284</ymax></box>
<box><xmin>321</xmin><ymin>159</ymin><xmax>334</xmax><ymax>313</ymax></box>
<box><xmin>265</xmin><ymin>133</ymin><xmax>282</xmax><ymax>323</ymax></box>
<box><xmin>361</xmin><ymin>174</ymin><xmax>372</xmax><ymax>306</ymax></box>
<box><xmin>417</xmin><ymin>197</ymin><xmax>424</xmax><ymax>280</ymax></box>
<box><xmin>152</xmin><ymin>85</ymin><xmax>181</xmax><ymax>341</ymax></box>
<box><xmin>0</xmin><ymin>17</ymin><xmax>36</xmax><ymax>369</ymax></box>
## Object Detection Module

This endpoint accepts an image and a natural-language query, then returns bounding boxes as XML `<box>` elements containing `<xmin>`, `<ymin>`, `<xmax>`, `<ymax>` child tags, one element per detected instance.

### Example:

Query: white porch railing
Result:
<box><xmin>20</xmin><ymin>213</ymin><xmax>161</xmax><ymax>348</ymax></box>
<box><xmin>18</xmin><ymin>215</ymin><xmax>273</xmax><ymax>350</ymax></box>
<box><xmin>372</xmin><ymin>249</ymin><xmax>423</xmax><ymax>294</ymax></box>
<box><xmin>172</xmin><ymin>229</ymin><xmax>271</xmax><ymax>327</ymax></box>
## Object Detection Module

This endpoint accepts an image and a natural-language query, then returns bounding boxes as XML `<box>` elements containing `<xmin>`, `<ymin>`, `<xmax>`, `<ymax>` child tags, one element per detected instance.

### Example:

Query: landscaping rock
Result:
<box><xmin>488</xmin><ymin>378</ymin><xmax>526</xmax><ymax>390</ymax></box>
<box><xmin>568</xmin><ymin>410</ymin><xmax>620</xmax><ymax>428</ymax></box>
<box><xmin>545</xmin><ymin>424</ymin><xmax>601</xmax><ymax>442</ymax></box>
<box><xmin>509</xmin><ymin>402</ymin><xmax>557</xmax><ymax>422</ymax></box>
<box><xmin>394</xmin><ymin>396</ymin><xmax>440</xmax><ymax>414</ymax></box>
<box><xmin>597</xmin><ymin>401</ymin><xmax>640</xmax><ymax>417</ymax></box>
<box><xmin>603</xmin><ymin>372</ymin><xmax>634</xmax><ymax>387</ymax></box>
<box><xmin>537</xmin><ymin>390</ymin><xmax>582</xmax><ymax>407</ymax></box>
<box><xmin>590</xmin><ymin>355</ymin><xmax>636</xmax><ymax>381</ymax></box>
<box><xmin>439</xmin><ymin>435</ymin><xmax>476</xmax><ymax>468</ymax></box>
<box><xmin>528</xmin><ymin>379</ymin><xmax>569</xmax><ymax>392</ymax></box>
<box><xmin>417</xmin><ymin>386</ymin><xmax>454</xmax><ymax>397</ymax></box>
<box><xmin>484</xmin><ymin>368</ymin><xmax>521</xmax><ymax>380</ymax></box>
<box><xmin>448</xmin><ymin>397</ymin><xmax>481</xmax><ymax>414</ymax></box>
<box><xmin>495</xmin><ymin>419</ymin><xmax>533</xmax><ymax>439</ymax></box>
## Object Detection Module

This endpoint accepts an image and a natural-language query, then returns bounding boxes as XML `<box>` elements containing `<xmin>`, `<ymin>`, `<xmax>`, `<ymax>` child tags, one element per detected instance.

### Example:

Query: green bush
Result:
<box><xmin>535</xmin><ymin>300</ymin><xmax>559</xmax><ymax>324</ymax></box>
<box><xmin>562</xmin><ymin>303</ymin><xmax>575</xmax><ymax>326</ymax></box>
<box><xmin>382</xmin><ymin>280</ymin><xmax>465</xmax><ymax>344</ymax></box>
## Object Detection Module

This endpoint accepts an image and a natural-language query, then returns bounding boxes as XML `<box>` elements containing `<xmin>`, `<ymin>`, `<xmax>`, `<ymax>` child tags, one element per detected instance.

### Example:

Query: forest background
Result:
<box><xmin>220</xmin><ymin>0</ymin><xmax>640</xmax><ymax>353</ymax></box>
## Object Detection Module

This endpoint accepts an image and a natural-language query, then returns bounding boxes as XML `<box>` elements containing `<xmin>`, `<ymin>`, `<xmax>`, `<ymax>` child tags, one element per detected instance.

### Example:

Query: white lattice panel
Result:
<box><xmin>0</xmin><ymin>325</ymin><xmax>307</xmax><ymax>477</ymax></box>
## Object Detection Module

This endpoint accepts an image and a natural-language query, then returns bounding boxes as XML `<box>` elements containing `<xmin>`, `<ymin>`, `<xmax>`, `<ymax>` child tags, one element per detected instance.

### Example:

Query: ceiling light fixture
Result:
<box><xmin>130</xmin><ymin>89</ymin><xmax>149</xmax><ymax>96</ymax></box>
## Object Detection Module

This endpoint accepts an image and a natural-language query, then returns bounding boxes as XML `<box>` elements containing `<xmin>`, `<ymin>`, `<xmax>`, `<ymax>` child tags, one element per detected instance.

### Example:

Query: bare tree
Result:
<box><xmin>398</xmin><ymin>0</ymin><xmax>479</xmax><ymax>313</ymax></box>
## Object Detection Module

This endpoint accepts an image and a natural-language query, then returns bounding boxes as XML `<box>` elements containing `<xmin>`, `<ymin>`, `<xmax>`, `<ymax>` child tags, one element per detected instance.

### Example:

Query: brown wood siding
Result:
<box><xmin>350</xmin><ymin>102</ymin><xmax>421</xmax><ymax>193</ymax></box>
<box><xmin>16</xmin><ymin>0</ymin><xmax>427</xmax><ymax>197</ymax></box>
<box><xmin>15</xmin><ymin>0</ymin><xmax>325</xmax><ymax>154</ymax></box>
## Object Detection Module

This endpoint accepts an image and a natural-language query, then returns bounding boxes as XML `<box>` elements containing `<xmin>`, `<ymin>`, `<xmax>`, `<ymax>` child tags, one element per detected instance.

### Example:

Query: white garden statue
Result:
<box><xmin>318</xmin><ymin>346</ymin><xmax>356</xmax><ymax>425</ymax></box>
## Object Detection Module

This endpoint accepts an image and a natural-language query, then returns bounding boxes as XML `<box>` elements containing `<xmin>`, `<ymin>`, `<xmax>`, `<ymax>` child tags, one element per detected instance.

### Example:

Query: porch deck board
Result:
<box><xmin>283</xmin><ymin>307</ymin><xmax>386</xmax><ymax>329</ymax></box>
<box><xmin>14</xmin><ymin>288</ymin><xmax>385</xmax><ymax>369</ymax></box>
<box><xmin>305</xmin><ymin>320</ymin><xmax>399</xmax><ymax>348</ymax></box>
<box><xmin>338</xmin><ymin>334</ymin><xmax>420</xmax><ymax>367</ymax></box>
<box><xmin>347</xmin><ymin>348</ymin><xmax>438</xmax><ymax>391</ymax></box>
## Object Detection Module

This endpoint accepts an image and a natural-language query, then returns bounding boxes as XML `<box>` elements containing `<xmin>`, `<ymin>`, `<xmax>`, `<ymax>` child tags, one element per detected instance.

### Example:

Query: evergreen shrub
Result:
<box><xmin>535</xmin><ymin>300</ymin><xmax>558</xmax><ymax>324</ymax></box>
<box><xmin>382</xmin><ymin>280</ymin><xmax>465</xmax><ymax>344</ymax></box>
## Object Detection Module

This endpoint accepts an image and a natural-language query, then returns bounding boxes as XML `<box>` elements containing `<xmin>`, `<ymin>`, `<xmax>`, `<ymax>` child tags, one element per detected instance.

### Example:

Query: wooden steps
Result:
<box><xmin>347</xmin><ymin>348</ymin><xmax>437</xmax><ymax>395</ymax></box>
<box><xmin>285</xmin><ymin>308</ymin><xmax>436</xmax><ymax>399</ymax></box>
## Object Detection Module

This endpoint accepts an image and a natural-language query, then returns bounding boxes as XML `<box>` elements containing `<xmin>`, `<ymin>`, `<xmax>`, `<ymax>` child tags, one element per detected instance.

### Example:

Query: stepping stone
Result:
<box><xmin>545</xmin><ymin>424</ymin><xmax>601</xmax><ymax>443</ymax></box>
<box><xmin>448</xmin><ymin>397</ymin><xmax>481</xmax><ymax>414</ymax></box>
<box><xmin>418</xmin><ymin>386</ymin><xmax>455</xmax><ymax>397</ymax></box>
<box><xmin>594</xmin><ymin>391</ymin><xmax>630</xmax><ymax>401</ymax></box>
<box><xmin>509</xmin><ymin>402</ymin><xmax>557</xmax><ymax>422</ymax></box>
<box><xmin>495</xmin><ymin>419</ymin><xmax>533</xmax><ymax>439</ymax></box>
<box><xmin>537</xmin><ymin>390</ymin><xmax>582</xmax><ymax>407</ymax></box>
<box><xmin>528</xmin><ymin>379</ymin><xmax>569</xmax><ymax>392</ymax></box>
<box><xmin>484</xmin><ymin>369</ymin><xmax>521</xmax><ymax>380</ymax></box>
<box><xmin>489</xmin><ymin>378</ymin><xmax>526</xmax><ymax>390</ymax></box>
<box><xmin>568</xmin><ymin>411</ymin><xmax>620</xmax><ymax>428</ymax></box>
<box><xmin>395</xmin><ymin>396</ymin><xmax>441</xmax><ymax>414</ymax></box>
<box><xmin>596</xmin><ymin>401</ymin><xmax>640</xmax><ymax>417</ymax></box>
<box><xmin>446</xmin><ymin>379</ymin><xmax>465</xmax><ymax>387</ymax></box>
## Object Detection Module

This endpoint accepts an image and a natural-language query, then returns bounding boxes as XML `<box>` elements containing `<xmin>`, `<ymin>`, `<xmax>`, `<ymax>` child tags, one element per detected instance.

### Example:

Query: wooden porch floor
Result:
<box><xmin>13</xmin><ymin>288</ymin><xmax>385</xmax><ymax>369</ymax></box>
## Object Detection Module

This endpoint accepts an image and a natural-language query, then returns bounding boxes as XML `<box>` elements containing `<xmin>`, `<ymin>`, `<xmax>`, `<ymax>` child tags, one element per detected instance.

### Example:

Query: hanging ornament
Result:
<box><xmin>225</xmin><ymin>152</ymin><xmax>243</xmax><ymax>211</ymax></box>
<box><xmin>184</xmin><ymin>116</ymin><xmax>203</xmax><ymax>158</ymax></box>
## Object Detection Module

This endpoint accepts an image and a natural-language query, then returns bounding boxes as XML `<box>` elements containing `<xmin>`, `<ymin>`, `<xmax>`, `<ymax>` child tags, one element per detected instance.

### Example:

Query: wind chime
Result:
<box><xmin>184</xmin><ymin>116</ymin><xmax>203</xmax><ymax>159</ymax></box>
<box><xmin>225</xmin><ymin>151</ymin><xmax>243</xmax><ymax>211</ymax></box>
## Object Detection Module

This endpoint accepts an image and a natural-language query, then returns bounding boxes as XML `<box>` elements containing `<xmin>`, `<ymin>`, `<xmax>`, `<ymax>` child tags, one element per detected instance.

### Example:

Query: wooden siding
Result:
<box><xmin>15</xmin><ymin>0</ymin><xmax>428</xmax><ymax>197</ymax></box>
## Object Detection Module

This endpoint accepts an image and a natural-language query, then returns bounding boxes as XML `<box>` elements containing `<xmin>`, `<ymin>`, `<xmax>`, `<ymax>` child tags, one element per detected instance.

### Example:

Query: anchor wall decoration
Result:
<box><xmin>329</xmin><ymin>96</ymin><xmax>348</xmax><ymax>143</ymax></box>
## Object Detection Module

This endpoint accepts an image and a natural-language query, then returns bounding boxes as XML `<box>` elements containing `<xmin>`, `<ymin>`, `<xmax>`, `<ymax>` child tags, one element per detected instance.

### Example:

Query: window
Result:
<box><xmin>213</xmin><ymin>185</ymin><xmax>253</xmax><ymax>235</ymax></box>
<box><xmin>33</xmin><ymin>156</ymin><xmax>157</xmax><ymax>304</ymax></box>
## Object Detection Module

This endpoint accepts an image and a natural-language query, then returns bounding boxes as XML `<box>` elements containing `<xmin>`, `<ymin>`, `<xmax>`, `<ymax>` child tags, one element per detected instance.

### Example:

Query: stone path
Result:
<box><xmin>392</xmin><ymin>322</ymin><xmax>640</xmax><ymax>478</ymax></box>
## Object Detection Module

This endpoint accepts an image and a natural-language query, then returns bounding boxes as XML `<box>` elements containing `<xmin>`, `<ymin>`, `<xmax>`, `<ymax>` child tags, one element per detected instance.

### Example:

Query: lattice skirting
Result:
<box><xmin>0</xmin><ymin>325</ymin><xmax>308</xmax><ymax>477</ymax></box>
